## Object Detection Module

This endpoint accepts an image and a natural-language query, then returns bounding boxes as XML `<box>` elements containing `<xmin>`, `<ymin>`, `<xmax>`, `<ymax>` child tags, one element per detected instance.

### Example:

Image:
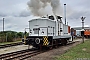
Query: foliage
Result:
<box><xmin>17</xmin><ymin>32</ymin><xmax>23</xmax><ymax>38</ymax></box>
<box><xmin>0</xmin><ymin>31</ymin><xmax>29</xmax><ymax>42</ymax></box>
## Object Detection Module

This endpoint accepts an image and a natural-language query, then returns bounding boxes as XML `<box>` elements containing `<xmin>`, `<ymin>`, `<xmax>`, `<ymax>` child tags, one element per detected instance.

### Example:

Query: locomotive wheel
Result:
<box><xmin>55</xmin><ymin>40</ymin><xmax>58</xmax><ymax>48</ymax></box>
<box><xmin>55</xmin><ymin>46</ymin><xmax>58</xmax><ymax>48</ymax></box>
<box><xmin>61</xmin><ymin>39</ymin><xmax>67</xmax><ymax>46</ymax></box>
<box><xmin>39</xmin><ymin>44</ymin><xmax>42</xmax><ymax>51</ymax></box>
<box><xmin>49</xmin><ymin>46</ymin><xmax>53</xmax><ymax>50</ymax></box>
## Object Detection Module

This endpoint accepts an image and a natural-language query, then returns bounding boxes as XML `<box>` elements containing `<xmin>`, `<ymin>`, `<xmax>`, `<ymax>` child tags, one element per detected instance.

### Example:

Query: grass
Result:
<box><xmin>0</xmin><ymin>40</ymin><xmax>21</xmax><ymax>45</ymax></box>
<box><xmin>56</xmin><ymin>40</ymin><xmax>90</xmax><ymax>60</ymax></box>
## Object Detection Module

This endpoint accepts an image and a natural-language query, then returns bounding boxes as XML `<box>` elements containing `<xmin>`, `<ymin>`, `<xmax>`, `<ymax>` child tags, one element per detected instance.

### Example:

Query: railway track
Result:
<box><xmin>0</xmin><ymin>48</ymin><xmax>41</xmax><ymax>60</ymax></box>
<box><xmin>0</xmin><ymin>41</ymin><xmax>77</xmax><ymax>60</ymax></box>
<box><xmin>0</xmin><ymin>42</ymin><xmax>23</xmax><ymax>49</ymax></box>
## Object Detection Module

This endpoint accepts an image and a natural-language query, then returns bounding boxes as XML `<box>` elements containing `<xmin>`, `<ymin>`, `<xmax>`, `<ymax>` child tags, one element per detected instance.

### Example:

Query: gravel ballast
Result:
<box><xmin>28</xmin><ymin>39</ymin><xmax>82</xmax><ymax>60</ymax></box>
<box><xmin>0</xmin><ymin>45</ymin><xmax>32</xmax><ymax>55</ymax></box>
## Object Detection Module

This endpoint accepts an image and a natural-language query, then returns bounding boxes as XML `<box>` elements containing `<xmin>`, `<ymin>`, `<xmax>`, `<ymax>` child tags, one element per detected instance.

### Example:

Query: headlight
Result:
<box><xmin>41</xmin><ymin>31</ymin><xmax>44</xmax><ymax>34</ymax></box>
<box><xmin>35</xmin><ymin>38</ymin><xmax>40</xmax><ymax>44</ymax></box>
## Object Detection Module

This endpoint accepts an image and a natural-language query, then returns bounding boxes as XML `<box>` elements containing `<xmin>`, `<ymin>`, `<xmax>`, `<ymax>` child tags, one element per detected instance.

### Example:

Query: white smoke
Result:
<box><xmin>27</xmin><ymin>0</ymin><xmax>62</xmax><ymax>16</ymax></box>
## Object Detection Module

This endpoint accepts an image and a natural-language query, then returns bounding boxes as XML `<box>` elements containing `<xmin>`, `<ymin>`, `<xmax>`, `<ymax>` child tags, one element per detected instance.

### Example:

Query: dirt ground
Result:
<box><xmin>27</xmin><ymin>40</ymin><xmax>82</xmax><ymax>60</ymax></box>
<box><xmin>0</xmin><ymin>45</ymin><xmax>30</xmax><ymax>55</ymax></box>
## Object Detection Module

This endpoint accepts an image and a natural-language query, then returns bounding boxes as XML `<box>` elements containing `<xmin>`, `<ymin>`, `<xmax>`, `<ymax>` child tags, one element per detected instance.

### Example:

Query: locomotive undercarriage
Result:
<box><xmin>23</xmin><ymin>36</ymin><xmax>70</xmax><ymax>50</ymax></box>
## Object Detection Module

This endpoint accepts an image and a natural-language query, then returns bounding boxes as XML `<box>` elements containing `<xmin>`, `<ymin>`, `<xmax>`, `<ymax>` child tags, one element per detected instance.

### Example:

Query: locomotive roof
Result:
<box><xmin>28</xmin><ymin>17</ymin><xmax>56</xmax><ymax>22</ymax></box>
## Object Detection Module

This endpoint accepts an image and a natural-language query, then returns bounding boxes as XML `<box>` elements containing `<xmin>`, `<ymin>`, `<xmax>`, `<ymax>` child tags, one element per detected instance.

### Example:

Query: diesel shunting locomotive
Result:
<box><xmin>22</xmin><ymin>15</ymin><xmax>71</xmax><ymax>49</ymax></box>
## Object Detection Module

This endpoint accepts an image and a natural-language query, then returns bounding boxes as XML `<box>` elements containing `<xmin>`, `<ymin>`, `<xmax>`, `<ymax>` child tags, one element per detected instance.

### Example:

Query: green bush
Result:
<box><xmin>0</xmin><ymin>31</ymin><xmax>29</xmax><ymax>42</ymax></box>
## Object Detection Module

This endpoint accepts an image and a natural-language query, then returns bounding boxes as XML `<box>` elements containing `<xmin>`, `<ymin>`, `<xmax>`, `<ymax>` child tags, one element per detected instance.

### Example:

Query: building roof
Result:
<box><xmin>72</xmin><ymin>27</ymin><xmax>90</xmax><ymax>30</ymax></box>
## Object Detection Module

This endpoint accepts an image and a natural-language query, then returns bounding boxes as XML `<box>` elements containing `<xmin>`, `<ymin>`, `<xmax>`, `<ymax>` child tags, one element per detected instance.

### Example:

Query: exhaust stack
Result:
<box><xmin>64</xmin><ymin>4</ymin><xmax>66</xmax><ymax>25</ymax></box>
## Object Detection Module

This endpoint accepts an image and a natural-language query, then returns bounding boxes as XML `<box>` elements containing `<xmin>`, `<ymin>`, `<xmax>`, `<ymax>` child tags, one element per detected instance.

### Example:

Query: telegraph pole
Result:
<box><xmin>3</xmin><ymin>18</ymin><xmax>4</xmax><ymax>32</ymax></box>
<box><xmin>81</xmin><ymin>16</ymin><xmax>86</xmax><ymax>43</ymax></box>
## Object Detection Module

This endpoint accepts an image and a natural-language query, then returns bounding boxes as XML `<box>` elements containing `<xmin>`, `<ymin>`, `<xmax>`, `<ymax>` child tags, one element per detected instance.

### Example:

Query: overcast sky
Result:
<box><xmin>0</xmin><ymin>0</ymin><xmax>90</xmax><ymax>32</ymax></box>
